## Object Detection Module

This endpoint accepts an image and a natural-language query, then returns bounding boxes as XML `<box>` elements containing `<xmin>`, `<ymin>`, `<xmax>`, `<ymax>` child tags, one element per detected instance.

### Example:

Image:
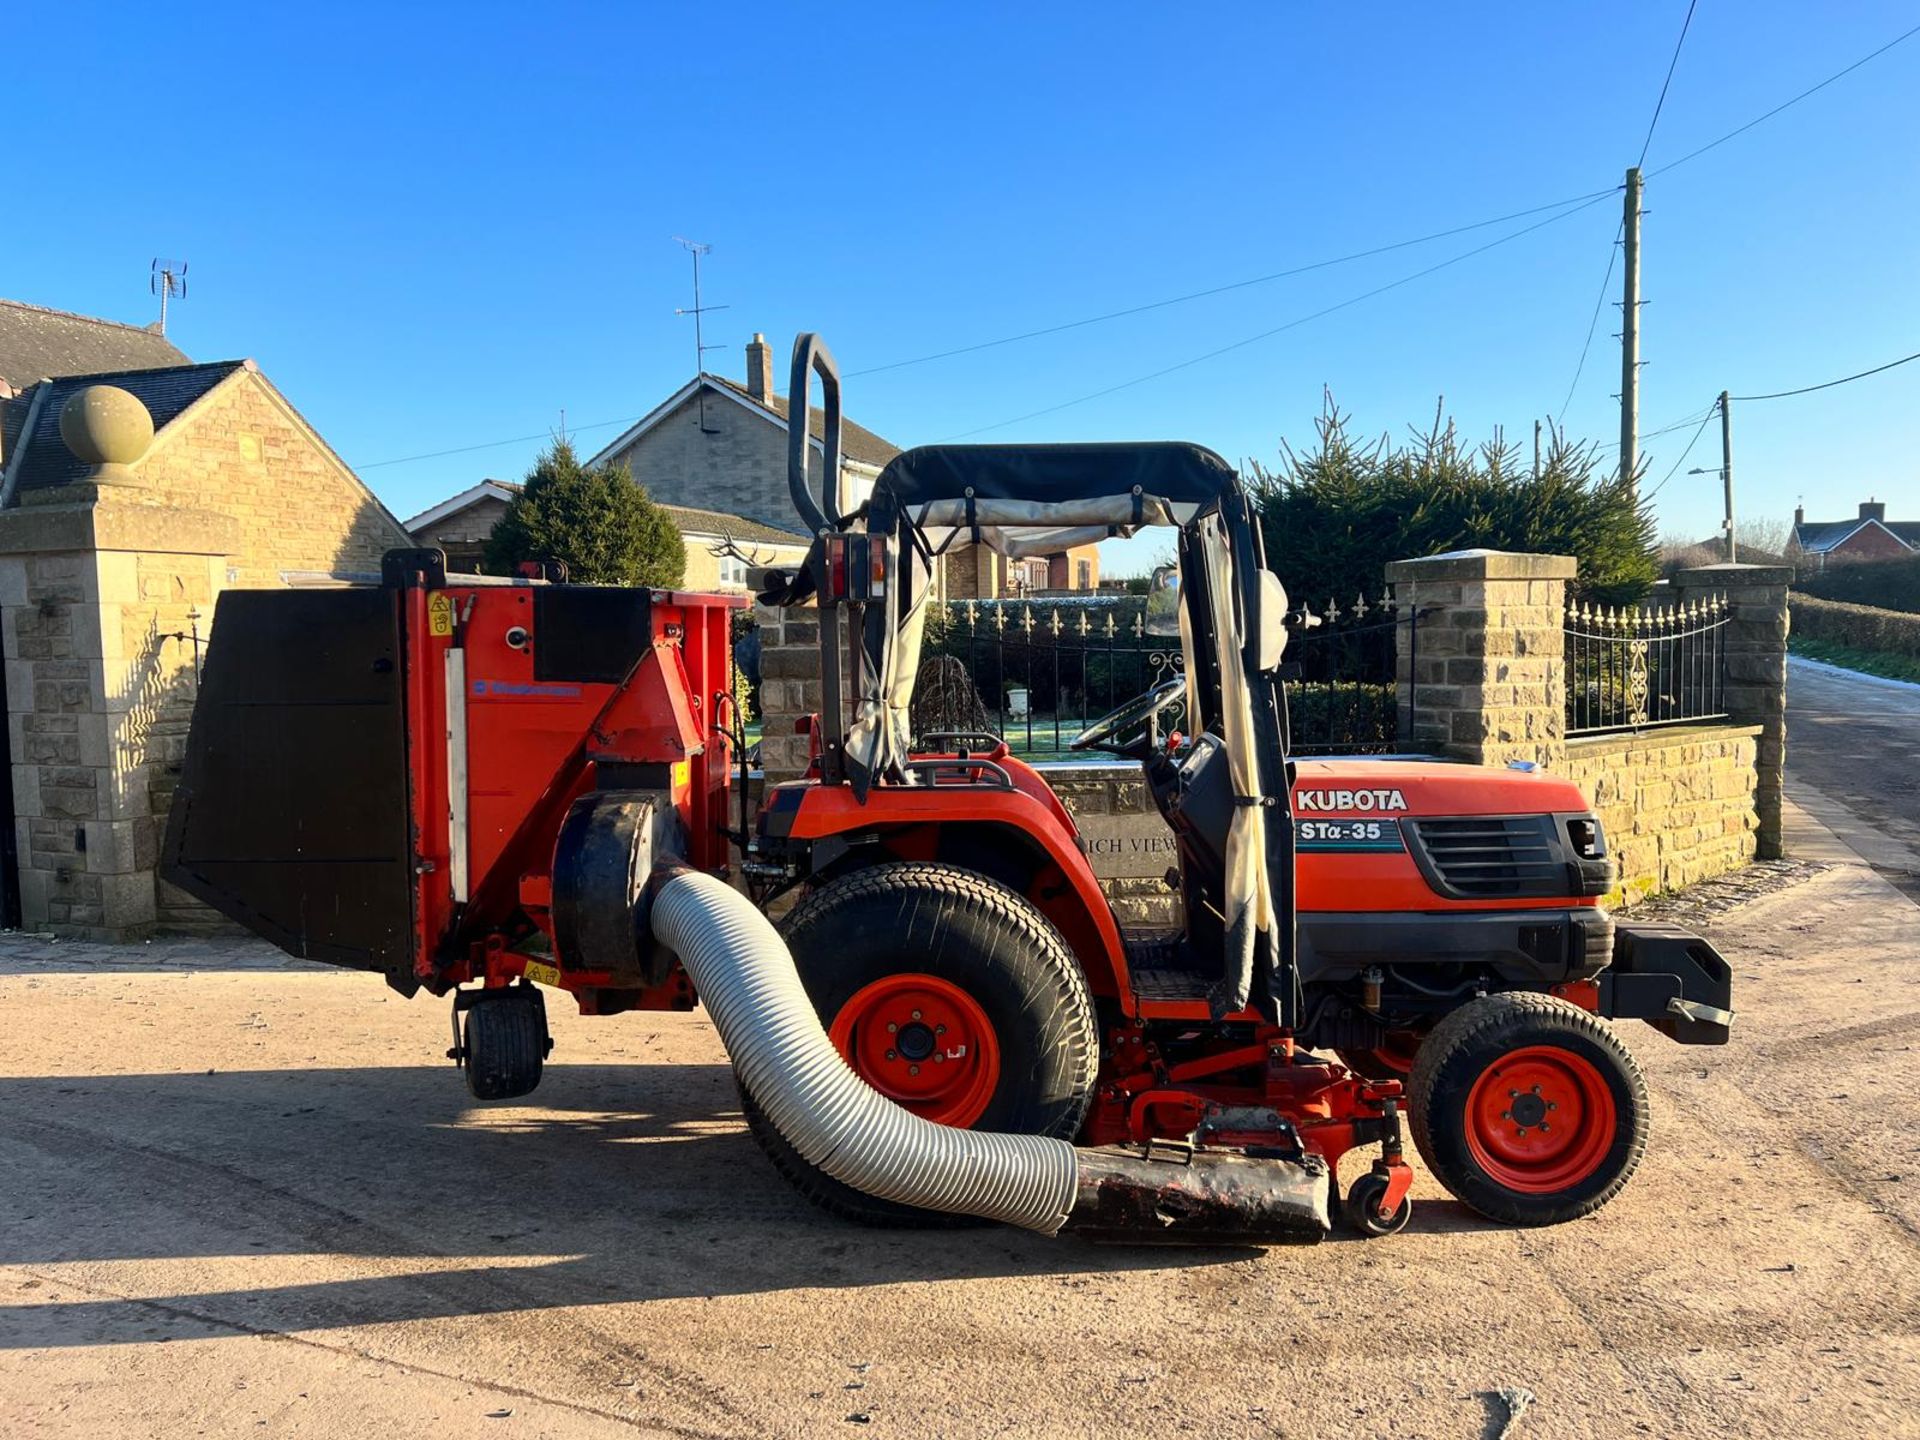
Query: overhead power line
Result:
<box><xmin>846</xmin><ymin>188</ymin><xmax>1619</xmax><ymax>379</ymax></box>
<box><xmin>1556</xmin><ymin>223</ymin><xmax>1622</xmax><ymax>423</ymax></box>
<box><xmin>357</xmin><ymin>414</ymin><xmax>640</xmax><ymax>471</ymax></box>
<box><xmin>1730</xmin><ymin>348</ymin><xmax>1920</xmax><ymax>401</ymax></box>
<box><xmin>1643</xmin><ymin>404</ymin><xmax>1718</xmax><ymax>501</ymax></box>
<box><xmin>941</xmin><ymin>194</ymin><xmax>1613</xmax><ymax>440</ymax></box>
<box><xmin>1648</xmin><ymin>19</ymin><xmax>1920</xmax><ymax>179</ymax></box>
<box><xmin>1561</xmin><ymin>0</ymin><xmax>1695</xmax><ymax>429</ymax></box>
<box><xmin>1639</xmin><ymin>0</ymin><xmax>1700</xmax><ymax>167</ymax></box>
<box><xmin>353</xmin><ymin>21</ymin><xmax>1920</xmax><ymax>474</ymax></box>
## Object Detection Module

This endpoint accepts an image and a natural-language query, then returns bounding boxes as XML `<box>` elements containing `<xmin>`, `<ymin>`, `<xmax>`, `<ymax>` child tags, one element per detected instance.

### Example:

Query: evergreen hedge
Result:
<box><xmin>1791</xmin><ymin>594</ymin><xmax>1920</xmax><ymax>660</ymax></box>
<box><xmin>1795</xmin><ymin>554</ymin><xmax>1920</xmax><ymax>615</ymax></box>
<box><xmin>1248</xmin><ymin>401</ymin><xmax>1658</xmax><ymax>606</ymax></box>
<box><xmin>487</xmin><ymin>439</ymin><xmax>686</xmax><ymax>587</ymax></box>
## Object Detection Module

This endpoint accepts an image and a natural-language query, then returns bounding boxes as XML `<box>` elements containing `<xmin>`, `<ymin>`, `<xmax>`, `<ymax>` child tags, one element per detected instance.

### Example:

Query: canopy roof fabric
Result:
<box><xmin>874</xmin><ymin>442</ymin><xmax>1237</xmax><ymax>510</ymax></box>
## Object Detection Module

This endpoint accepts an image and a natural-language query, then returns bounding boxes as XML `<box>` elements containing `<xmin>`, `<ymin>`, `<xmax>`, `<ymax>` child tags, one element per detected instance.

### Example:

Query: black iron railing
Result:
<box><xmin>916</xmin><ymin>591</ymin><xmax>1424</xmax><ymax>760</ymax></box>
<box><xmin>1564</xmin><ymin>595</ymin><xmax>1729</xmax><ymax>737</ymax></box>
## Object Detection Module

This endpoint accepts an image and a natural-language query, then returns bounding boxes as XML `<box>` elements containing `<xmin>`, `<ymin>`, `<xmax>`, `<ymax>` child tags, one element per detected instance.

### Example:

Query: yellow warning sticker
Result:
<box><xmin>672</xmin><ymin>759</ymin><xmax>691</xmax><ymax>791</ymax></box>
<box><xmin>428</xmin><ymin>592</ymin><xmax>455</xmax><ymax>637</ymax></box>
<box><xmin>523</xmin><ymin>959</ymin><xmax>561</xmax><ymax>988</ymax></box>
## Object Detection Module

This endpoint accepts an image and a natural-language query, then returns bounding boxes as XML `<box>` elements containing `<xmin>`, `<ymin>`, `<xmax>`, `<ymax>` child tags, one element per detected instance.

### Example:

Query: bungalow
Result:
<box><xmin>1790</xmin><ymin>499</ymin><xmax>1918</xmax><ymax>568</ymax></box>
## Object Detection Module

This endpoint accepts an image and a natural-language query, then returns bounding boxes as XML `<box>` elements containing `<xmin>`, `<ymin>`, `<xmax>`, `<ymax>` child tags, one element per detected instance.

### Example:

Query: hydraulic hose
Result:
<box><xmin>651</xmin><ymin>869</ymin><xmax>1080</xmax><ymax>1233</ymax></box>
<box><xmin>650</xmin><ymin>868</ymin><xmax>1331</xmax><ymax>1243</ymax></box>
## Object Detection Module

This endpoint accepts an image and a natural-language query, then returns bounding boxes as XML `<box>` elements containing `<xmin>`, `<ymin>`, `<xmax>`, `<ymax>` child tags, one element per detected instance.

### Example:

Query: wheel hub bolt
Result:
<box><xmin>909</xmin><ymin>1065</ymin><xmax>920</xmax><ymax>1076</ymax></box>
<box><xmin>886</xmin><ymin>1022</ymin><xmax>898</xmax><ymax>1033</ymax></box>
<box><xmin>885</xmin><ymin>1049</ymin><xmax>897</xmax><ymax>1061</ymax></box>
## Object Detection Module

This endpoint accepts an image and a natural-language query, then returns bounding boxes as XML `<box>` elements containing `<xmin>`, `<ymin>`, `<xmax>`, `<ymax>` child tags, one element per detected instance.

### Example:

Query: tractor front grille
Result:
<box><xmin>1403</xmin><ymin>815</ymin><xmax>1567</xmax><ymax>899</ymax></box>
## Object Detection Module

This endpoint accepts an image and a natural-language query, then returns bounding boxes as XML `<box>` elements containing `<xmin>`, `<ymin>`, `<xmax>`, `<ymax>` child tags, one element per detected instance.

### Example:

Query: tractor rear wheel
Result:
<box><xmin>739</xmin><ymin>861</ymin><xmax>1098</xmax><ymax>1227</ymax></box>
<box><xmin>1408</xmin><ymin>993</ymin><xmax>1648</xmax><ymax>1226</ymax></box>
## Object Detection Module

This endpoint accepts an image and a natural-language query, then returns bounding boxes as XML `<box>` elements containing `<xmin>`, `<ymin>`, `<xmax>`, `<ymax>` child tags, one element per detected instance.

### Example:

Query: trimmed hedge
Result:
<box><xmin>1796</xmin><ymin>553</ymin><xmax>1920</xmax><ymax>615</ymax></box>
<box><xmin>1791</xmin><ymin>593</ymin><xmax>1920</xmax><ymax>660</ymax></box>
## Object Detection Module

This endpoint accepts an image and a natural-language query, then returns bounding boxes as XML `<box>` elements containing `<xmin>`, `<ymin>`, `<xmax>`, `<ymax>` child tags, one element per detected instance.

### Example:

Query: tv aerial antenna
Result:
<box><xmin>150</xmin><ymin>258</ymin><xmax>189</xmax><ymax>335</ymax></box>
<box><xmin>673</xmin><ymin>237</ymin><xmax>729</xmax><ymax>432</ymax></box>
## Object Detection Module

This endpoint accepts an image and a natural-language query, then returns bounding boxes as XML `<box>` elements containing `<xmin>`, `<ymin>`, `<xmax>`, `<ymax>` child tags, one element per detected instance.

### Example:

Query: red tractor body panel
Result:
<box><xmin>758</xmin><ymin>749</ymin><xmax>1607</xmax><ymax>1021</ymax></box>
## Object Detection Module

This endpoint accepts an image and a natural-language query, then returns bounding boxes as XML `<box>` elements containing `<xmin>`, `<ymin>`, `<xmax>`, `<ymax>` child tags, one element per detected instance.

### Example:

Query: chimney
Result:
<box><xmin>746</xmin><ymin>333</ymin><xmax>773</xmax><ymax>402</ymax></box>
<box><xmin>1861</xmin><ymin>498</ymin><xmax>1887</xmax><ymax>523</ymax></box>
<box><xmin>1794</xmin><ymin>504</ymin><xmax>1805</xmax><ymax>528</ymax></box>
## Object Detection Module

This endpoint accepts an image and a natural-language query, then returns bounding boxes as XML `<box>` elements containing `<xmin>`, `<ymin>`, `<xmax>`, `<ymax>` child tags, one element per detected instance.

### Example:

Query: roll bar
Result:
<box><xmin>787</xmin><ymin>333</ymin><xmax>845</xmax><ymax>535</ymax></box>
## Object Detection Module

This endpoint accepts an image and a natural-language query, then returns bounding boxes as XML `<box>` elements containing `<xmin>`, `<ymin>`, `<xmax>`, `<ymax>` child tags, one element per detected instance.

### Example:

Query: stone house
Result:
<box><xmin>404</xmin><ymin>480</ymin><xmax>811</xmax><ymax>593</ymax></box>
<box><xmin>586</xmin><ymin>333</ymin><xmax>1101</xmax><ymax>600</ymax></box>
<box><xmin>0</xmin><ymin>309</ymin><xmax>411</xmax><ymax>938</ymax></box>
<box><xmin>1789</xmin><ymin>499</ymin><xmax>1917</xmax><ymax>568</ymax></box>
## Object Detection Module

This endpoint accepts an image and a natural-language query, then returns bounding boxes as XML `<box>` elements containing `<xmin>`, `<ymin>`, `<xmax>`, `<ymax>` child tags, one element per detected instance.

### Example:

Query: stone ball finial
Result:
<box><xmin>59</xmin><ymin>384</ymin><xmax>154</xmax><ymax>469</ymax></box>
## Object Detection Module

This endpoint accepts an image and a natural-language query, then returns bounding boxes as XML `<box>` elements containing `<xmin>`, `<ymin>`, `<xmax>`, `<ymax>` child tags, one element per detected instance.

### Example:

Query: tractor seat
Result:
<box><xmin>1167</xmin><ymin>732</ymin><xmax>1233</xmax><ymax>886</ymax></box>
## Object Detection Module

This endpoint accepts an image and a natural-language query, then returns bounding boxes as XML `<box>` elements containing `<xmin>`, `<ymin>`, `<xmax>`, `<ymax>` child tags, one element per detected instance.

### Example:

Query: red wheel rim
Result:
<box><xmin>828</xmin><ymin>974</ymin><xmax>1001</xmax><ymax>1128</ymax></box>
<box><xmin>1464</xmin><ymin>1045</ymin><xmax>1617</xmax><ymax>1194</ymax></box>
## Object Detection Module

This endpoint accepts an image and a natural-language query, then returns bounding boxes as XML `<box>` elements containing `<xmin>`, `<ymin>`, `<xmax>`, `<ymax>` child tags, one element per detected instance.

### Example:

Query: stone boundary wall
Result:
<box><xmin>1559</xmin><ymin>723</ymin><xmax>1762</xmax><ymax>905</ymax></box>
<box><xmin>1036</xmin><ymin>763</ymin><xmax>1179</xmax><ymax>927</ymax></box>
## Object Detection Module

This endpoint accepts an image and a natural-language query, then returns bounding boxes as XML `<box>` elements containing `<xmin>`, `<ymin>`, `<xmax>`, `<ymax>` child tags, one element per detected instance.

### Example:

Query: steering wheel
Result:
<box><xmin>1069</xmin><ymin>676</ymin><xmax>1187</xmax><ymax>756</ymax></box>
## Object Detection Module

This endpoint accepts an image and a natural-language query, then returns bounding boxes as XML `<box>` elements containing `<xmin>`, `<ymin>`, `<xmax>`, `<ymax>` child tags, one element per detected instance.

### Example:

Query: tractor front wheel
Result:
<box><xmin>1408</xmin><ymin>993</ymin><xmax>1648</xmax><ymax>1226</ymax></box>
<box><xmin>739</xmin><ymin>861</ymin><xmax>1098</xmax><ymax>1227</ymax></box>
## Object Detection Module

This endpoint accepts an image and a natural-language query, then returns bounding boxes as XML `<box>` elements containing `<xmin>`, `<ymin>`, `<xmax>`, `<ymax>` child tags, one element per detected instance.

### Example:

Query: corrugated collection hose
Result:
<box><xmin>651</xmin><ymin>869</ymin><xmax>1081</xmax><ymax>1233</ymax></box>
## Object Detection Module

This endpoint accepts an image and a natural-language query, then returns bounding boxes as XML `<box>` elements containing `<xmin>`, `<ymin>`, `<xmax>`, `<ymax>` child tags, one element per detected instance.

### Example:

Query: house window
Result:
<box><xmin>718</xmin><ymin>554</ymin><xmax>747</xmax><ymax>588</ymax></box>
<box><xmin>1076</xmin><ymin>559</ymin><xmax>1091</xmax><ymax>590</ymax></box>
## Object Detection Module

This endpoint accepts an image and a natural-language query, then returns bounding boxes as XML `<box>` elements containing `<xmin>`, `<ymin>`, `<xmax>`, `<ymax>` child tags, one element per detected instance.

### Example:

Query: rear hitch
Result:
<box><xmin>1064</xmin><ymin>1140</ymin><xmax>1331</xmax><ymax>1245</ymax></box>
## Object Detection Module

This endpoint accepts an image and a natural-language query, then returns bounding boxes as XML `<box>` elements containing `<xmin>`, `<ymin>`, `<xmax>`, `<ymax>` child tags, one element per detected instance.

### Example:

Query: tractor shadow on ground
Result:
<box><xmin>0</xmin><ymin>1061</ymin><xmax>1292</xmax><ymax>1350</ymax></box>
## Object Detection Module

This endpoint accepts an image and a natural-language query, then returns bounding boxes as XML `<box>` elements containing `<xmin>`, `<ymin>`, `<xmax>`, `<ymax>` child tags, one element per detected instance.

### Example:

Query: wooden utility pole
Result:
<box><xmin>1719</xmin><ymin>390</ymin><xmax>1736</xmax><ymax>562</ymax></box>
<box><xmin>1619</xmin><ymin>168</ymin><xmax>1642</xmax><ymax>495</ymax></box>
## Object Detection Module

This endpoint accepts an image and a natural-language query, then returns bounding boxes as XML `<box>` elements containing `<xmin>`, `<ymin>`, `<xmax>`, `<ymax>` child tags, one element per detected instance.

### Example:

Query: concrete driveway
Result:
<box><xmin>2</xmin><ymin>661</ymin><xmax>1917</xmax><ymax>1438</ymax></box>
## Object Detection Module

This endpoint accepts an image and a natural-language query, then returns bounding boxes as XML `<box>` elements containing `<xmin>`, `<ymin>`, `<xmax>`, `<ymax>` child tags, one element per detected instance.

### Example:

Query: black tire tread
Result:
<box><xmin>464</xmin><ymin>991</ymin><xmax>546</xmax><ymax>1101</ymax></box>
<box><xmin>739</xmin><ymin>861</ymin><xmax>1098</xmax><ymax>1227</ymax></box>
<box><xmin>1407</xmin><ymin>992</ymin><xmax>1649</xmax><ymax>1226</ymax></box>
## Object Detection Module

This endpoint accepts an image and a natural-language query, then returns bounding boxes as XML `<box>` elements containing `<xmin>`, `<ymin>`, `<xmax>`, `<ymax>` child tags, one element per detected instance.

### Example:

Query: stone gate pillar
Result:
<box><xmin>0</xmin><ymin>385</ymin><xmax>236</xmax><ymax>938</ymax></box>
<box><xmin>1385</xmin><ymin>549</ymin><xmax>1577</xmax><ymax>770</ymax></box>
<box><xmin>1672</xmin><ymin>563</ymin><xmax>1792</xmax><ymax>860</ymax></box>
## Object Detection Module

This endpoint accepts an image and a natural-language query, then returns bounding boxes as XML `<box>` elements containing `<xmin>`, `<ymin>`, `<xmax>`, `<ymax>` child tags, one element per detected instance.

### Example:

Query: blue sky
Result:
<box><xmin>8</xmin><ymin>2</ymin><xmax>1917</xmax><ymax>575</ymax></box>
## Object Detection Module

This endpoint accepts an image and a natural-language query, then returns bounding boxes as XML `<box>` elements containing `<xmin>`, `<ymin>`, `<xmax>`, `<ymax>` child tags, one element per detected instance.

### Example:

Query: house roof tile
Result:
<box><xmin>706</xmin><ymin>375</ymin><xmax>901</xmax><ymax>467</ymax></box>
<box><xmin>0</xmin><ymin>299</ymin><xmax>191</xmax><ymax>392</ymax></box>
<box><xmin>659</xmin><ymin>502</ymin><xmax>808</xmax><ymax>547</ymax></box>
<box><xmin>1793</xmin><ymin>516</ymin><xmax>1919</xmax><ymax>554</ymax></box>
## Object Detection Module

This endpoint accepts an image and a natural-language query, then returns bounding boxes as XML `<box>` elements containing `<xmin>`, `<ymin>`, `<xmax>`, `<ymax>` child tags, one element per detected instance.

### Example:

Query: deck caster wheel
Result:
<box><xmin>456</xmin><ymin>986</ymin><xmax>552</xmax><ymax>1101</ymax></box>
<box><xmin>1344</xmin><ymin>1172</ymin><xmax>1413</xmax><ymax>1237</ymax></box>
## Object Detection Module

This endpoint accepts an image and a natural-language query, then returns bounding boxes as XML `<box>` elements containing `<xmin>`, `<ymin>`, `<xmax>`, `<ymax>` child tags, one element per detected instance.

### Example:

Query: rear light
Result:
<box><xmin>819</xmin><ymin>534</ymin><xmax>886</xmax><ymax>602</ymax></box>
<box><xmin>824</xmin><ymin>535</ymin><xmax>851</xmax><ymax>602</ymax></box>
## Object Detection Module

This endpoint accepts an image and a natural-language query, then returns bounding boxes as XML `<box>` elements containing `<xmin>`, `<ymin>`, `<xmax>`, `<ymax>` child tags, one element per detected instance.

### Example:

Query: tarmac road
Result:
<box><xmin>1786</xmin><ymin>656</ymin><xmax>1920</xmax><ymax>899</ymax></box>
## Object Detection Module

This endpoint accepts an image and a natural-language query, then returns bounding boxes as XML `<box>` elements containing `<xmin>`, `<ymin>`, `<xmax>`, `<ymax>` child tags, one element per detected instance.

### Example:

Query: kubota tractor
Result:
<box><xmin>161</xmin><ymin>333</ymin><xmax>1732</xmax><ymax>1246</ymax></box>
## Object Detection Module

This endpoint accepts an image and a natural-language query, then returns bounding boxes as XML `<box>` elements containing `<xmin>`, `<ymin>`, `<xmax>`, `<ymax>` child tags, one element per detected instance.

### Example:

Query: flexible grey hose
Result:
<box><xmin>651</xmin><ymin>869</ymin><xmax>1080</xmax><ymax>1234</ymax></box>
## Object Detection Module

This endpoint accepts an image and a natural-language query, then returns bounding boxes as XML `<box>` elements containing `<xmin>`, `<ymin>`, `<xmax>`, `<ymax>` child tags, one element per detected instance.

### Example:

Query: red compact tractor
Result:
<box><xmin>163</xmin><ymin>334</ymin><xmax>1732</xmax><ymax>1244</ymax></box>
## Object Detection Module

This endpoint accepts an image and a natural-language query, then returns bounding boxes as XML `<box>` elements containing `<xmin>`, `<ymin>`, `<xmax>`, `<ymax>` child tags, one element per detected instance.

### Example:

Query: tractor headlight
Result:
<box><xmin>1567</xmin><ymin>816</ymin><xmax>1605</xmax><ymax>859</ymax></box>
